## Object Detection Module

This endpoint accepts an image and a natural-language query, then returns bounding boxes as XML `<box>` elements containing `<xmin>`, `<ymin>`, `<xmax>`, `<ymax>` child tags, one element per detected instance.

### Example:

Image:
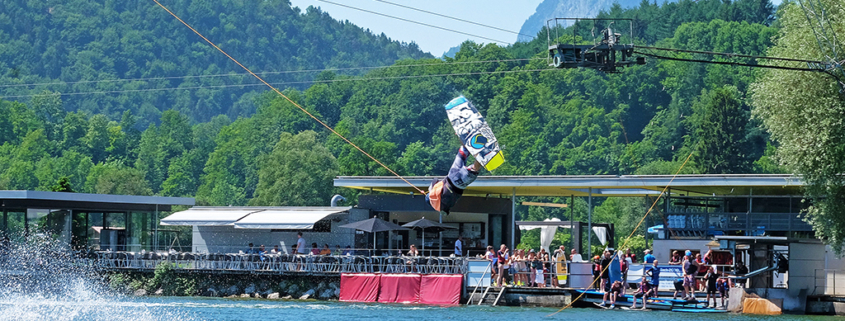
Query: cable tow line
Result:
<box><xmin>152</xmin><ymin>0</ymin><xmax>425</xmax><ymax>195</ymax></box>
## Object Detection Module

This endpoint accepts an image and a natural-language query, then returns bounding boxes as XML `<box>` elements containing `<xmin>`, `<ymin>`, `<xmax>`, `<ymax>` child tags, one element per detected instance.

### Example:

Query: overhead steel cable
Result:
<box><xmin>0</xmin><ymin>67</ymin><xmax>551</xmax><ymax>99</ymax></box>
<box><xmin>633</xmin><ymin>51</ymin><xmax>830</xmax><ymax>72</ymax></box>
<box><xmin>372</xmin><ymin>0</ymin><xmax>533</xmax><ymax>38</ymax></box>
<box><xmin>315</xmin><ymin>0</ymin><xmax>511</xmax><ymax>44</ymax></box>
<box><xmin>150</xmin><ymin>0</ymin><xmax>537</xmax><ymax>196</ymax></box>
<box><xmin>635</xmin><ymin>45</ymin><xmax>829</xmax><ymax>64</ymax></box>
<box><xmin>0</xmin><ymin>58</ymin><xmax>543</xmax><ymax>89</ymax></box>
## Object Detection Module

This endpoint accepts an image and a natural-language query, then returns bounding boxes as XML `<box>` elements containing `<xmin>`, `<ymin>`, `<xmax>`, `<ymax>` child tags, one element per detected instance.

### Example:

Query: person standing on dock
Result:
<box><xmin>682</xmin><ymin>251</ymin><xmax>698</xmax><ymax>300</ymax></box>
<box><xmin>496</xmin><ymin>244</ymin><xmax>509</xmax><ymax>287</ymax></box>
<box><xmin>454</xmin><ymin>236</ymin><xmax>463</xmax><ymax>257</ymax></box>
<box><xmin>704</xmin><ymin>265</ymin><xmax>719</xmax><ymax>308</ymax></box>
<box><xmin>643</xmin><ymin>249</ymin><xmax>656</xmax><ymax>264</ymax></box>
<box><xmin>592</xmin><ymin>255</ymin><xmax>602</xmax><ymax>290</ymax></box>
<box><xmin>600</xmin><ymin>250</ymin><xmax>612</xmax><ymax>293</ymax></box>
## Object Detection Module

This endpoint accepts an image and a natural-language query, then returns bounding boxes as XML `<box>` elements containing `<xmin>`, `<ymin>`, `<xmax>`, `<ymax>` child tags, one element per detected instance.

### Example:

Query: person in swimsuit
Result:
<box><xmin>716</xmin><ymin>276</ymin><xmax>730</xmax><ymax>308</ymax></box>
<box><xmin>600</xmin><ymin>281</ymin><xmax>624</xmax><ymax>309</ymax></box>
<box><xmin>426</xmin><ymin>146</ymin><xmax>482</xmax><ymax>215</ymax></box>
<box><xmin>704</xmin><ymin>266</ymin><xmax>719</xmax><ymax>308</ymax></box>
<box><xmin>631</xmin><ymin>276</ymin><xmax>651</xmax><ymax>309</ymax></box>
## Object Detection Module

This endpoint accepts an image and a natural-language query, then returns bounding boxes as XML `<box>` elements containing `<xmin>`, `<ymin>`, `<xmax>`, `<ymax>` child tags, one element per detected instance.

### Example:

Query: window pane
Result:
<box><xmin>5</xmin><ymin>210</ymin><xmax>26</xmax><ymax>240</ymax></box>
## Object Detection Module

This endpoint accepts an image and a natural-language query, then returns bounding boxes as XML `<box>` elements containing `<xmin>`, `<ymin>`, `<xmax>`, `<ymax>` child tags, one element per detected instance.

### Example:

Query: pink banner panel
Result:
<box><xmin>419</xmin><ymin>274</ymin><xmax>462</xmax><ymax>305</ymax></box>
<box><xmin>377</xmin><ymin>274</ymin><xmax>421</xmax><ymax>304</ymax></box>
<box><xmin>339</xmin><ymin>273</ymin><xmax>380</xmax><ymax>302</ymax></box>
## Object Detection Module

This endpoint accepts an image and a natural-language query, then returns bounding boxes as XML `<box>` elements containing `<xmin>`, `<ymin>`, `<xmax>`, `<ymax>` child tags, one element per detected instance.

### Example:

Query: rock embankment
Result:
<box><xmin>107</xmin><ymin>264</ymin><xmax>340</xmax><ymax>300</ymax></box>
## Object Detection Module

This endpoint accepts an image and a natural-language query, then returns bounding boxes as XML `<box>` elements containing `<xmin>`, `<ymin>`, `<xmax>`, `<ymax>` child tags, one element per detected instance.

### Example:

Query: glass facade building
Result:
<box><xmin>0</xmin><ymin>191</ymin><xmax>194</xmax><ymax>251</ymax></box>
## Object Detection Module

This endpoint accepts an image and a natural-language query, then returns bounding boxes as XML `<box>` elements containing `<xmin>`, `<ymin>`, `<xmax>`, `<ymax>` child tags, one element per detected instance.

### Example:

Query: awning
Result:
<box><xmin>160</xmin><ymin>207</ymin><xmax>258</xmax><ymax>226</ymax></box>
<box><xmin>233</xmin><ymin>207</ymin><xmax>351</xmax><ymax>229</ymax></box>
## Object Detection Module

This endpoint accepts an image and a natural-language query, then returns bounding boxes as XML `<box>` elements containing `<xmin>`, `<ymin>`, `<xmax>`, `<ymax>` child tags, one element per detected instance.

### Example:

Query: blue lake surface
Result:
<box><xmin>3</xmin><ymin>296</ymin><xmax>839</xmax><ymax>321</ymax></box>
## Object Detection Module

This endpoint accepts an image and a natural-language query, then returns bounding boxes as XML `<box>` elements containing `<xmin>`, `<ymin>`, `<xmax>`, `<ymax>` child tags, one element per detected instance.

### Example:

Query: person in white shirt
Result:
<box><xmin>296</xmin><ymin>232</ymin><xmax>307</xmax><ymax>254</ymax></box>
<box><xmin>454</xmin><ymin>236</ymin><xmax>463</xmax><ymax>256</ymax></box>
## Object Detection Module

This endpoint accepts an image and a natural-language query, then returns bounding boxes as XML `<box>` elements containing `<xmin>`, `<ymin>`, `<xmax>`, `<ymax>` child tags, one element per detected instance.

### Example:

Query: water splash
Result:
<box><xmin>0</xmin><ymin>232</ymin><xmax>193</xmax><ymax>321</ymax></box>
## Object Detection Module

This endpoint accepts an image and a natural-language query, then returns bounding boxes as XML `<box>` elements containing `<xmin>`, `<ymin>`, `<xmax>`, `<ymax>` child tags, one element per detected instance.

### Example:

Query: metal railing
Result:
<box><xmin>81</xmin><ymin>251</ymin><xmax>467</xmax><ymax>275</ymax></box>
<box><xmin>814</xmin><ymin>269</ymin><xmax>845</xmax><ymax>296</ymax></box>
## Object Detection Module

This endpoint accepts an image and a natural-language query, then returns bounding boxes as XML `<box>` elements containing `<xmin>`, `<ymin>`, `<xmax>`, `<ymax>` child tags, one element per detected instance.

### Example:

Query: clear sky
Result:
<box><xmin>288</xmin><ymin>0</ymin><xmax>544</xmax><ymax>56</ymax></box>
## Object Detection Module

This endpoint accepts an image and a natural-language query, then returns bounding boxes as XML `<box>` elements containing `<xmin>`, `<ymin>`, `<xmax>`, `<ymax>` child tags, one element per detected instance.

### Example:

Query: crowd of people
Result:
<box><xmin>243</xmin><ymin>232</ymin><xmax>358</xmax><ymax>261</ymax></box>
<box><xmin>481</xmin><ymin>244</ymin><xmax>576</xmax><ymax>288</ymax></box>
<box><xmin>245</xmin><ymin>232</ymin><xmax>468</xmax><ymax>260</ymax></box>
<box><xmin>594</xmin><ymin>248</ymin><xmax>737</xmax><ymax>309</ymax></box>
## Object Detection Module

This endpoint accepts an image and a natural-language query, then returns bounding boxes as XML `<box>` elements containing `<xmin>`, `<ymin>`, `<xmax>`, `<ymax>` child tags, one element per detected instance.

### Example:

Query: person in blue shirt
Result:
<box><xmin>648</xmin><ymin>259</ymin><xmax>660</xmax><ymax>289</ymax></box>
<box><xmin>245</xmin><ymin>243</ymin><xmax>256</xmax><ymax>254</ymax></box>
<box><xmin>643</xmin><ymin>249</ymin><xmax>656</xmax><ymax>264</ymax></box>
<box><xmin>258</xmin><ymin>244</ymin><xmax>266</xmax><ymax>261</ymax></box>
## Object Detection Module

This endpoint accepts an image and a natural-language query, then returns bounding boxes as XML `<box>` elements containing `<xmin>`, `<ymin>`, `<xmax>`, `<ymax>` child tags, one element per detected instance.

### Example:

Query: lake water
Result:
<box><xmin>2</xmin><ymin>296</ymin><xmax>840</xmax><ymax>321</ymax></box>
<box><xmin>0</xmin><ymin>235</ymin><xmax>838</xmax><ymax>321</ymax></box>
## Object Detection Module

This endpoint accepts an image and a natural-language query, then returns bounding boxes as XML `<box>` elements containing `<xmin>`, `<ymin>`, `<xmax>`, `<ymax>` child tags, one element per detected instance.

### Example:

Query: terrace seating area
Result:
<box><xmin>79</xmin><ymin>250</ymin><xmax>467</xmax><ymax>275</ymax></box>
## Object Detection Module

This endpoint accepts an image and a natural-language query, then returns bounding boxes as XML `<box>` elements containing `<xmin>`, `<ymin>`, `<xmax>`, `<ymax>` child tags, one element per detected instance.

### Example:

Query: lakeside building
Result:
<box><xmin>160</xmin><ymin>206</ymin><xmax>355</xmax><ymax>253</ymax></box>
<box><xmin>0</xmin><ymin>190</ymin><xmax>194</xmax><ymax>251</ymax></box>
<box><xmin>334</xmin><ymin>174</ymin><xmax>845</xmax><ymax>309</ymax></box>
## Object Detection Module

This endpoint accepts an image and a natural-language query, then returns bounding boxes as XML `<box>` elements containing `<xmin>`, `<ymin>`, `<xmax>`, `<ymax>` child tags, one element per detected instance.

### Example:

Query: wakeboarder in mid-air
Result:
<box><xmin>426</xmin><ymin>96</ymin><xmax>504</xmax><ymax>214</ymax></box>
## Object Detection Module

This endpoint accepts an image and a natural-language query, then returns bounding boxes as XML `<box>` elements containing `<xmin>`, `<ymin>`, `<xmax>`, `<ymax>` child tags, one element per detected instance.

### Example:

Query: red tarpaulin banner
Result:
<box><xmin>378</xmin><ymin>274</ymin><xmax>421</xmax><ymax>303</ymax></box>
<box><xmin>419</xmin><ymin>274</ymin><xmax>462</xmax><ymax>305</ymax></box>
<box><xmin>339</xmin><ymin>273</ymin><xmax>380</xmax><ymax>302</ymax></box>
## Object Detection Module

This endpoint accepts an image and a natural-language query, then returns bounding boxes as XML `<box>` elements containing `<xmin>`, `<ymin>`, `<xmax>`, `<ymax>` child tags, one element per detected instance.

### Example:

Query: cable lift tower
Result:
<box><xmin>546</xmin><ymin>18</ymin><xmax>645</xmax><ymax>73</ymax></box>
<box><xmin>796</xmin><ymin>0</ymin><xmax>845</xmax><ymax>93</ymax></box>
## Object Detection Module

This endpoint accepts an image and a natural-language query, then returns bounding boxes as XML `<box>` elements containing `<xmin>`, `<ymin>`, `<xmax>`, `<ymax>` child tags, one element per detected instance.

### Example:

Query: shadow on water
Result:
<box><xmin>0</xmin><ymin>231</ymin><xmax>193</xmax><ymax>321</ymax></box>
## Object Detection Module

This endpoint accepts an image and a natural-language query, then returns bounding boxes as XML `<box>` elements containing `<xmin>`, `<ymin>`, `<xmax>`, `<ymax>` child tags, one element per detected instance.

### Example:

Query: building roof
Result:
<box><xmin>0</xmin><ymin>190</ymin><xmax>194</xmax><ymax>212</ymax></box>
<box><xmin>334</xmin><ymin>174</ymin><xmax>805</xmax><ymax>197</ymax></box>
<box><xmin>161</xmin><ymin>206</ymin><xmax>351</xmax><ymax>229</ymax></box>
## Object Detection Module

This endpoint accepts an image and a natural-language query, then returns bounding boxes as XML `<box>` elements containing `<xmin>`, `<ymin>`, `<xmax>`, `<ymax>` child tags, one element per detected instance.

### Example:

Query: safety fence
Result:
<box><xmin>81</xmin><ymin>251</ymin><xmax>467</xmax><ymax>275</ymax></box>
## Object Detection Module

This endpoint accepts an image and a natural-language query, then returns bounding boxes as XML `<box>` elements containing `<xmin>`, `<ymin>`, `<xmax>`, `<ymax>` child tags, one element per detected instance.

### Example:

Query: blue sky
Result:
<box><xmin>288</xmin><ymin>0</ymin><xmax>543</xmax><ymax>55</ymax></box>
<box><xmin>288</xmin><ymin>0</ymin><xmax>784</xmax><ymax>56</ymax></box>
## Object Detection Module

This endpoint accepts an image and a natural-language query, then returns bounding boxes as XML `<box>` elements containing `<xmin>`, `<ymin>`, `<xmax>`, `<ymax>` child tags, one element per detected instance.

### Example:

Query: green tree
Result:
<box><xmin>84</xmin><ymin>115</ymin><xmax>111</xmax><ymax>163</ymax></box>
<box><xmin>750</xmin><ymin>0</ymin><xmax>845</xmax><ymax>252</ymax></box>
<box><xmin>689</xmin><ymin>86</ymin><xmax>751</xmax><ymax>174</ymax></box>
<box><xmin>250</xmin><ymin>131</ymin><xmax>339</xmax><ymax>206</ymax></box>
<box><xmin>51</xmin><ymin>177</ymin><xmax>74</xmax><ymax>192</ymax></box>
<box><xmin>84</xmin><ymin>162</ymin><xmax>153</xmax><ymax>196</ymax></box>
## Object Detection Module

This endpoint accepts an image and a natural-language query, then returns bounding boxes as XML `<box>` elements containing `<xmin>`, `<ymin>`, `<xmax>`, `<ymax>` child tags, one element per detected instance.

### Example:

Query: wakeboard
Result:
<box><xmin>556</xmin><ymin>254</ymin><xmax>568</xmax><ymax>285</ymax></box>
<box><xmin>444</xmin><ymin>96</ymin><xmax>505</xmax><ymax>171</ymax></box>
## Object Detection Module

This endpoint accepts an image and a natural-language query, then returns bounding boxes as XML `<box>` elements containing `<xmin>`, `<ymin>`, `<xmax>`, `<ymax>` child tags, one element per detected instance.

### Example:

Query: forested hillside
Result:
<box><xmin>0</xmin><ymin>0</ymin><xmax>430</xmax><ymax>124</ymax></box>
<box><xmin>3</xmin><ymin>0</ymin><xmax>840</xmax><ymax>252</ymax></box>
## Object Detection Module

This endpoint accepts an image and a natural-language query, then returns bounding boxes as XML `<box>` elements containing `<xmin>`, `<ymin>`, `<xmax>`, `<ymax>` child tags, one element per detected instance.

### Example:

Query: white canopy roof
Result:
<box><xmin>160</xmin><ymin>206</ymin><xmax>351</xmax><ymax>229</ymax></box>
<box><xmin>233</xmin><ymin>207</ymin><xmax>350</xmax><ymax>229</ymax></box>
<box><xmin>160</xmin><ymin>207</ymin><xmax>257</xmax><ymax>226</ymax></box>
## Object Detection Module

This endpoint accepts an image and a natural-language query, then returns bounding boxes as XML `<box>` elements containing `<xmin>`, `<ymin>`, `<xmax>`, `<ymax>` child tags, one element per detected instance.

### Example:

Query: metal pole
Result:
<box><xmin>511</xmin><ymin>188</ymin><xmax>516</xmax><ymax>250</ymax></box>
<box><xmin>154</xmin><ymin>205</ymin><xmax>159</xmax><ymax>252</ymax></box>
<box><xmin>439</xmin><ymin>213</ymin><xmax>443</xmax><ymax>257</ymax></box>
<box><xmin>570</xmin><ymin>195</ymin><xmax>574</xmax><ymax>250</ymax></box>
<box><xmin>587</xmin><ymin>187</ymin><xmax>592</xmax><ymax>259</ymax></box>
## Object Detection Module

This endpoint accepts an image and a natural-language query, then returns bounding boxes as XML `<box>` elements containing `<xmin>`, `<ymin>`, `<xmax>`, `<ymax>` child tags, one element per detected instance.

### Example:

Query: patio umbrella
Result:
<box><xmin>339</xmin><ymin>217</ymin><xmax>409</xmax><ymax>252</ymax></box>
<box><xmin>402</xmin><ymin>218</ymin><xmax>456</xmax><ymax>252</ymax></box>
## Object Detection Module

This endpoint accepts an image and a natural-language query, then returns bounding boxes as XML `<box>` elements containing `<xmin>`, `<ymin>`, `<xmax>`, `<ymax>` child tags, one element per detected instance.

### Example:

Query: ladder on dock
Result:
<box><xmin>474</xmin><ymin>286</ymin><xmax>506</xmax><ymax>306</ymax></box>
